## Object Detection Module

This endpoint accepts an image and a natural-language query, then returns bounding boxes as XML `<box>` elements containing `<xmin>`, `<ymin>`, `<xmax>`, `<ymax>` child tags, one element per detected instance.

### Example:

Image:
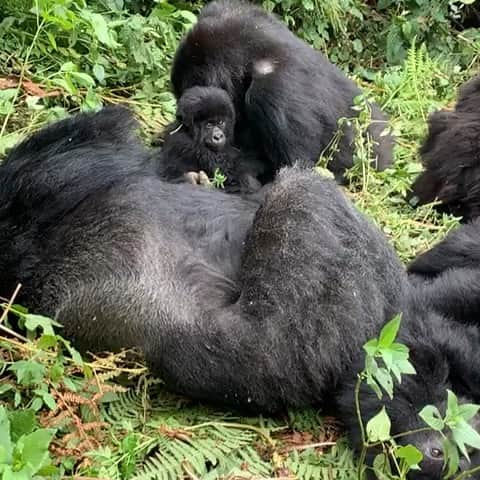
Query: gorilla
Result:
<box><xmin>407</xmin><ymin>219</ymin><xmax>480</xmax><ymax>326</ymax></box>
<box><xmin>155</xmin><ymin>86</ymin><xmax>265</xmax><ymax>193</ymax></box>
<box><xmin>407</xmin><ymin>75</ymin><xmax>480</xmax><ymax>222</ymax></box>
<box><xmin>337</xmin><ymin>301</ymin><xmax>480</xmax><ymax>479</ymax></box>
<box><xmin>2</xmin><ymin>107</ymin><xmax>480</xmax><ymax>478</ymax></box>
<box><xmin>170</xmin><ymin>0</ymin><xmax>394</xmax><ymax>182</ymax></box>
<box><xmin>0</xmin><ymin>106</ymin><xmax>403</xmax><ymax>411</ymax></box>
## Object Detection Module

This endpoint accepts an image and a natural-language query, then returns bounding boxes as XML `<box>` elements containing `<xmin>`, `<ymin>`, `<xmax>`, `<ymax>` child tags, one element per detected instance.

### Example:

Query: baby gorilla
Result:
<box><xmin>156</xmin><ymin>86</ymin><xmax>265</xmax><ymax>194</ymax></box>
<box><xmin>407</xmin><ymin>75</ymin><xmax>480</xmax><ymax>221</ymax></box>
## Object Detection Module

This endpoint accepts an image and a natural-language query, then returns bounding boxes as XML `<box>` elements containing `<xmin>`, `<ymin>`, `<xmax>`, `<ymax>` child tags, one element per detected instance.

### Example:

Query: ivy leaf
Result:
<box><xmin>366</xmin><ymin>407</ymin><xmax>391</xmax><ymax>442</ymax></box>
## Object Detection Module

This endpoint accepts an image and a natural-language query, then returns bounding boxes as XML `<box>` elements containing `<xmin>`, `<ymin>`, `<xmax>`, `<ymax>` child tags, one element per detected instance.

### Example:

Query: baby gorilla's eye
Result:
<box><xmin>430</xmin><ymin>447</ymin><xmax>443</xmax><ymax>458</ymax></box>
<box><xmin>218</xmin><ymin>120</ymin><xmax>226</xmax><ymax>127</ymax></box>
<box><xmin>206</xmin><ymin>121</ymin><xmax>214</xmax><ymax>128</ymax></box>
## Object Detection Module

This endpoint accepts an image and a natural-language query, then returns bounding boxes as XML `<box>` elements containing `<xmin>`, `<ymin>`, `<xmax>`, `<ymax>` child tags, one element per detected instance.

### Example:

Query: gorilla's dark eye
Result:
<box><xmin>206</xmin><ymin>121</ymin><xmax>214</xmax><ymax>128</ymax></box>
<box><xmin>218</xmin><ymin>120</ymin><xmax>225</xmax><ymax>127</ymax></box>
<box><xmin>430</xmin><ymin>447</ymin><xmax>443</xmax><ymax>458</ymax></box>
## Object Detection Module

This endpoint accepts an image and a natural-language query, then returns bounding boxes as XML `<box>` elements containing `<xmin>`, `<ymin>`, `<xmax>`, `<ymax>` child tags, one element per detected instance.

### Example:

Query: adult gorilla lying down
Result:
<box><xmin>1</xmin><ymin>107</ymin><xmax>480</xmax><ymax>478</ymax></box>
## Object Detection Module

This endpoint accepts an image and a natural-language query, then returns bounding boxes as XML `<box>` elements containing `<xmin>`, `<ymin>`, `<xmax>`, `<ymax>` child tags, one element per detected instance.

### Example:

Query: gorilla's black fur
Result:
<box><xmin>408</xmin><ymin>219</ymin><xmax>480</xmax><ymax>326</ymax></box>
<box><xmin>337</xmin><ymin>301</ymin><xmax>480</xmax><ymax>478</ymax></box>
<box><xmin>0</xmin><ymin>106</ymin><xmax>403</xmax><ymax>413</ymax></box>
<box><xmin>171</xmin><ymin>0</ymin><xmax>394</xmax><ymax>182</ymax></box>
<box><xmin>407</xmin><ymin>75</ymin><xmax>480</xmax><ymax>222</ymax></box>
<box><xmin>2</xmin><ymin>107</ymin><xmax>480</xmax><ymax>478</ymax></box>
<box><xmin>155</xmin><ymin>86</ymin><xmax>265</xmax><ymax>193</ymax></box>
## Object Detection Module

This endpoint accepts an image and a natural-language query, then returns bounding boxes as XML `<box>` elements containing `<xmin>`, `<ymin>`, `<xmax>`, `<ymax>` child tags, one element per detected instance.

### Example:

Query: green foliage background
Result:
<box><xmin>0</xmin><ymin>0</ymin><xmax>479</xmax><ymax>478</ymax></box>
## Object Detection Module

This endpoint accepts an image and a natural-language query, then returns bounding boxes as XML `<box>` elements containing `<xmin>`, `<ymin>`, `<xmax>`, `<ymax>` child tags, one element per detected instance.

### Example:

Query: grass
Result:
<box><xmin>1</xmin><ymin>1</ymin><xmax>480</xmax><ymax>478</ymax></box>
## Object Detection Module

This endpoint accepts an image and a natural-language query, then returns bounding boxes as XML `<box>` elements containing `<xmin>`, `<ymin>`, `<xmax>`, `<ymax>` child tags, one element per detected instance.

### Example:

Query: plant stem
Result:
<box><xmin>355</xmin><ymin>373</ymin><xmax>367</xmax><ymax>480</ymax></box>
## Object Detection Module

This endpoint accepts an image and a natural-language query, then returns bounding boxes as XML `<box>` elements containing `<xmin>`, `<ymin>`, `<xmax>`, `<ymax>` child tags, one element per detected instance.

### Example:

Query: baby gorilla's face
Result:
<box><xmin>200</xmin><ymin>117</ymin><xmax>228</xmax><ymax>151</ymax></box>
<box><xmin>176</xmin><ymin>86</ymin><xmax>236</xmax><ymax>155</ymax></box>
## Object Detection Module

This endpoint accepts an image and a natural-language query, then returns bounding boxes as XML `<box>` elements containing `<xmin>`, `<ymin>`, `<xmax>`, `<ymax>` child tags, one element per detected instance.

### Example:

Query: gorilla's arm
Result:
<box><xmin>408</xmin><ymin>219</ymin><xmax>480</xmax><ymax>277</ymax></box>
<box><xmin>154</xmin><ymin>127</ymin><xmax>199</xmax><ymax>182</ymax></box>
<box><xmin>416</xmin><ymin>267</ymin><xmax>480</xmax><ymax>326</ymax></box>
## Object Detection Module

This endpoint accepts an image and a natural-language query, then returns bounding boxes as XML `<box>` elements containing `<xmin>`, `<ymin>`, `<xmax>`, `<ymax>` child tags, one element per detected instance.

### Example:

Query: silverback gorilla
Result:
<box><xmin>0</xmin><ymin>106</ymin><xmax>403</xmax><ymax>411</ymax></box>
<box><xmin>155</xmin><ymin>86</ymin><xmax>265</xmax><ymax>193</ymax></box>
<box><xmin>407</xmin><ymin>75</ymin><xmax>480</xmax><ymax>221</ymax></box>
<box><xmin>1</xmin><ymin>107</ymin><xmax>480</xmax><ymax>478</ymax></box>
<box><xmin>171</xmin><ymin>0</ymin><xmax>394</xmax><ymax>182</ymax></box>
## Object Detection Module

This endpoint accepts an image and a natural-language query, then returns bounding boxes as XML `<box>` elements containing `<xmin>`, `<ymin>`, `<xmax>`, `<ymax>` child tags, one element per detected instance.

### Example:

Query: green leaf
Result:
<box><xmin>71</xmin><ymin>72</ymin><xmax>96</xmax><ymax>88</ymax></box>
<box><xmin>174</xmin><ymin>10</ymin><xmax>198</xmax><ymax>25</ymax></box>
<box><xmin>46</xmin><ymin>31</ymin><xmax>57</xmax><ymax>50</ymax></box>
<box><xmin>0</xmin><ymin>385</ymin><xmax>13</xmax><ymax>396</ymax></box>
<box><xmin>447</xmin><ymin>390</ymin><xmax>459</xmax><ymax>418</ymax></box>
<box><xmin>443</xmin><ymin>438</ymin><xmax>460</xmax><ymax>478</ymax></box>
<box><xmin>378</xmin><ymin>315</ymin><xmax>401</xmax><ymax>348</ymax></box>
<box><xmin>366</xmin><ymin>407</ymin><xmax>391</xmax><ymax>442</ymax></box>
<box><xmin>93</xmin><ymin>64</ymin><xmax>105</xmax><ymax>83</ymax></box>
<box><xmin>396</xmin><ymin>444</ymin><xmax>423</xmax><ymax>468</ymax></box>
<box><xmin>419</xmin><ymin>405</ymin><xmax>444</xmax><ymax>431</ymax></box>
<box><xmin>452</xmin><ymin>419</ymin><xmax>480</xmax><ymax>457</ymax></box>
<box><xmin>84</xmin><ymin>12</ymin><xmax>118</xmax><ymax>47</ymax></box>
<box><xmin>9</xmin><ymin>361</ymin><xmax>45</xmax><ymax>386</ymax></box>
<box><xmin>18</xmin><ymin>429</ymin><xmax>56</xmax><ymax>475</ymax></box>
<box><xmin>396</xmin><ymin>358</ymin><xmax>416</xmax><ymax>375</ymax></box>
<box><xmin>352</xmin><ymin>39</ymin><xmax>363</xmax><ymax>53</ymax></box>
<box><xmin>372</xmin><ymin>452</ymin><xmax>392</xmax><ymax>478</ymax></box>
<box><xmin>373</xmin><ymin>367</ymin><xmax>394</xmax><ymax>399</ymax></box>
<box><xmin>9</xmin><ymin>410</ymin><xmax>36</xmax><ymax>443</ymax></box>
<box><xmin>59</xmin><ymin>338</ymin><xmax>83</xmax><ymax>366</ymax></box>
<box><xmin>37</xmin><ymin>334</ymin><xmax>58</xmax><ymax>350</ymax></box>
<box><xmin>2</xmin><ymin>465</ymin><xmax>31</xmax><ymax>480</ymax></box>
<box><xmin>33</xmin><ymin>390</ymin><xmax>57</xmax><ymax>410</ymax></box>
<box><xmin>0</xmin><ymin>406</ymin><xmax>13</xmax><ymax>464</ymax></box>
<box><xmin>363</xmin><ymin>338</ymin><xmax>379</xmax><ymax>356</ymax></box>
<box><xmin>458</xmin><ymin>404</ymin><xmax>480</xmax><ymax>422</ymax></box>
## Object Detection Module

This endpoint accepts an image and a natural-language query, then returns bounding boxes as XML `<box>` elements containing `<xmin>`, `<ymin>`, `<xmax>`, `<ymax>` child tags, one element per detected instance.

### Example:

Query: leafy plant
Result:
<box><xmin>354</xmin><ymin>316</ymin><xmax>480</xmax><ymax>479</ymax></box>
<box><xmin>0</xmin><ymin>406</ymin><xmax>57</xmax><ymax>480</ymax></box>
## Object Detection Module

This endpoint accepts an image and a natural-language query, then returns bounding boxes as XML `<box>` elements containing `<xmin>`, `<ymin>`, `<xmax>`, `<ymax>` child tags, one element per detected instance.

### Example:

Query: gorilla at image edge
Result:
<box><xmin>1</xmin><ymin>106</ymin><xmax>480</xmax><ymax>478</ymax></box>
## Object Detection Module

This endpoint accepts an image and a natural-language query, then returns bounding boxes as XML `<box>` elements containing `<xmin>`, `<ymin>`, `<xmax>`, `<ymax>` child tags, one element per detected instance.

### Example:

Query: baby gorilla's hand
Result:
<box><xmin>184</xmin><ymin>171</ymin><xmax>212</xmax><ymax>187</ymax></box>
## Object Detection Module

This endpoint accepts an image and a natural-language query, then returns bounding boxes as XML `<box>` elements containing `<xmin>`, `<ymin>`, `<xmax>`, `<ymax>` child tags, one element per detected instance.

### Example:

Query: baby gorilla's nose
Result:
<box><xmin>212</xmin><ymin>128</ymin><xmax>225</xmax><ymax>145</ymax></box>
